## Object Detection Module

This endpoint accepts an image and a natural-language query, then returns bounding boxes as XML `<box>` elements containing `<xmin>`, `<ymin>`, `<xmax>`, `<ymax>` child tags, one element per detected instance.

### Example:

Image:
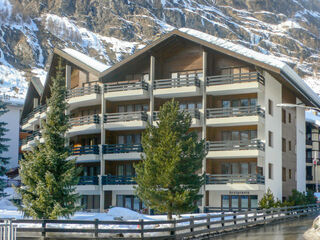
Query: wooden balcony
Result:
<box><xmin>206</xmin><ymin>140</ymin><xmax>265</xmax><ymax>159</ymax></box>
<box><xmin>104</xmin><ymin>80</ymin><xmax>149</xmax><ymax>101</ymax></box>
<box><xmin>69</xmin><ymin>114</ymin><xmax>100</xmax><ymax>136</ymax></box>
<box><xmin>68</xmin><ymin>145</ymin><xmax>100</xmax><ymax>163</ymax></box>
<box><xmin>153</xmin><ymin>108</ymin><xmax>201</xmax><ymax>127</ymax></box>
<box><xmin>206</xmin><ymin>106</ymin><xmax>265</xmax><ymax>126</ymax></box>
<box><xmin>206</xmin><ymin>72</ymin><xmax>264</xmax><ymax>95</ymax></box>
<box><xmin>66</xmin><ymin>85</ymin><xmax>101</xmax><ymax>110</ymax></box>
<box><xmin>206</xmin><ymin>174</ymin><xmax>265</xmax><ymax>185</ymax></box>
<box><xmin>153</xmin><ymin>77</ymin><xmax>201</xmax><ymax>98</ymax></box>
<box><xmin>104</xmin><ymin>112</ymin><xmax>148</xmax><ymax>130</ymax></box>
<box><xmin>103</xmin><ymin>144</ymin><xmax>142</xmax><ymax>160</ymax></box>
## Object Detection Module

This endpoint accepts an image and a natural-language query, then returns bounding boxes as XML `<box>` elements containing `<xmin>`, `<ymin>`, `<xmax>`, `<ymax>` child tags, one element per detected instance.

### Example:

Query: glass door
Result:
<box><xmin>125</xmin><ymin>196</ymin><xmax>132</xmax><ymax>209</ymax></box>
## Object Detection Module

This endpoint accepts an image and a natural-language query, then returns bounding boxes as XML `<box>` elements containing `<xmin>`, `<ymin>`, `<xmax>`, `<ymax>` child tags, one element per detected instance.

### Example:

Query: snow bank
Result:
<box><xmin>304</xmin><ymin>215</ymin><xmax>320</xmax><ymax>239</ymax></box>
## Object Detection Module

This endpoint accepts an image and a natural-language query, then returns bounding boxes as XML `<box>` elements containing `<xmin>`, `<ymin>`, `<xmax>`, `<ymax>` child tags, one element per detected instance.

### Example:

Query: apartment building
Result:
<box><xmin>305</xmin><ymin>111</ymin><xmax>320</xmax><ymax>192</ymax></box>
<box><xmin>20</xmin><ymin>28</ymin><xmax>320</xmax><ymax>212</ymax></box>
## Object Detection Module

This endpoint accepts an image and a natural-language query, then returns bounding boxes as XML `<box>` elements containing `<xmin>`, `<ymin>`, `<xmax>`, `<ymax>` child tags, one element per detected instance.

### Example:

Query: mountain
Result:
<box><xmin>1</xmin><ymin>0</ymin><xmax>320</xmax><ymax>99</ymax></box>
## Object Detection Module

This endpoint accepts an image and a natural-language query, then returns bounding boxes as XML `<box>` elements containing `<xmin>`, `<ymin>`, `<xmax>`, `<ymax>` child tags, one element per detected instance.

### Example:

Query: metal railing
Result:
<box><xmin>207</xmin><ymin>105</ymin><xmax>265</xmax><ymax>118</ymax></box>
<box><xmin>206</xmin><ymin>139</ymin><xmax>265</xmax><ymax>151</ymax></box>
<box><xmin>78</xmin><ymin>176</ymin><xmax>99</xmax><ymax>185</ymax></box>
<box><xmin>71</xmin><ymin>145</ymin><xmax>99</xmax><ymax>155</ymax></box>
<box><xmin>206</xmin><ymin>72</ymin><xmax>265</xmax><ymax>86</ymax></box>
<box><xmin>104</xmin><ymin>111</ymin><xmax>148</xmax><ymax>123</ymax></box>
<box><xmin>104</xmin><ymin>80</ymin><xmax>148</xmax><ymax>92</ymax></box>
<box><xmin>154</xmin><ymin>77</ymin><xmax>200</xmax><ymax>89</ymax></box>
<box><xmin>102</xmin><ymin>175</ymin><xmax>136</xmax><ymax>185</ymax></box>
<box><xmin>21</xmin><ymin>105</ymin><xmax>47</xmax><ymax>125</ymax></box>
<box><xmin>153</xmin><ymin>109</ymin><xmax>200</xmax><ymax>121</ymax></box>
<box><xmin>69</xmin><ymin>114</ymin><xmax>100</xmax><ymax>126</ymax></box>
<box><xmin>102</xmin><ymin>144</ymin><xmax>143</xmax><ymax>154</ymax></box>
<box><xmin>206</xmin><ymin>174</ymin><xmax>265</xmax><ymax>184</ymax></box>
<box><xmin>66</xmin><ymin>85</ymin><xmax>101</xmax><ymax>99</ymax></box>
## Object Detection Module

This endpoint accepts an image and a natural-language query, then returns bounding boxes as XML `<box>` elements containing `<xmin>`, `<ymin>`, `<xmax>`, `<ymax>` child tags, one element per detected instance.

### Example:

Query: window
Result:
<box><xmin>282</xmin><ymin>138</ymin><xmax>286</xmax><ymax>152</ymax></box>
<box><xmin>268</xmin><ymin>99</ymin><xmax>273</xmax><ymax>116</ymax></box>
<box><xmin>268</xmin><ymin>131</ymin><xmax>273</xmax><ymax>147</ymax></box>
<box><xmin>288</xmin><ymin>141</ymin><xmax>292</xmax><ymax>151</ymax></box>
<box><xmin>268</xmin><ymin>163</ymin><xmax>273</xmax><ymax>179</ymax></box>
<box><xmin>282</xmin><ymin>167</ymin><xmax>286</xmax><ymax>182</ymax></box>
<box><xmin>282</xmin><ymin>109</ymin><xmax>286</xmax><ymax>123</ymax></box>
<box><xmin>289</xmin><ymin>169</ymin><xmax>292</xmax><ymax>179</ymax></box>
<box><xmin>288</xmin><ymin>113</ymin><xmax>291</xmax><ymax>123</ymax></box>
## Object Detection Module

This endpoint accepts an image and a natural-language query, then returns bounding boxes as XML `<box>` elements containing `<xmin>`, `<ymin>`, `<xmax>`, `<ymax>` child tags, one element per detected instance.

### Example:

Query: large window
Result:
<box><xmin>221</xmin><ymin>195</ymin><xmax>258</xmax><ymax>210</ymax></box>
<box><xmin>221</xmin><ymin>98</ymin><xmax>257</xmax><ymax>108</ymax></box>
<box><xmin>282</xmin><ymin>167</ymin><xmax>286</xmax><ymax>182</ymax></box>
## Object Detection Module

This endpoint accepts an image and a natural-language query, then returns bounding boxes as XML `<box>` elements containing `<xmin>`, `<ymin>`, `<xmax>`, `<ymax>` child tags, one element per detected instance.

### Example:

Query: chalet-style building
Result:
<box><xmin>20</xmin><ymin>28</ymin><xmax>320</xmax><ymax>212</ymax></box>
<box><xmin>305</xmin><ymin>111</ymin><xmax>320</xmax><ymax>192</ymax></box>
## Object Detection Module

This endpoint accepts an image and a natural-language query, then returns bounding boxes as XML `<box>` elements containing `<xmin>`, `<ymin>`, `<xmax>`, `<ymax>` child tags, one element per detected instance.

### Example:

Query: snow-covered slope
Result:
<box><xmin>1</xmin><ymin>0</ymin><xmax>320</xmax><ymax>100</ymax></box>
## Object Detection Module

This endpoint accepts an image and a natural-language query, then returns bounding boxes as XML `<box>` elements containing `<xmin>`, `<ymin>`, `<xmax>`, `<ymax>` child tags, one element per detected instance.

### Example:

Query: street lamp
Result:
<box><xmin>277</xmin><ymin>103</ymin><xmax>320</xmax><ymax>193</ymax></box>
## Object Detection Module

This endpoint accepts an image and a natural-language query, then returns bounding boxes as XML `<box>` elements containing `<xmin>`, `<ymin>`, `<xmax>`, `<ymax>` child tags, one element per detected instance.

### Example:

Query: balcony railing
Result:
<box><xmin>104</xmin><ymin>112</ymin><xmax>148</xmax><ymax>123</ymax></box>
<box><xmin>207</xmin><ymin>105</ymin><xmax>265</xmax><ymax>119</ymax></box>
<box><xmin>102</xmin><ymin>144</ymin><xmax>143</xmax><ymax>154</ymax></box>
<box><xmin>78</xmin><ymin>176</ymin><xmax>99</xmax><ymax>185</ymax></box>
<box><xmin>102</xmin><ymin>175</ymin><xmax>136</xmax><ymax>185</ymax></box>
<box><xmin>206</xmin><ymin>72</ymin><xmax>264</xmax><ymax>86</ymax></box>
<box><xmin>154</xmin><ymin>77</ymin><xmax>200</xmax><ymax>89</ymax></box>
<box><xmin>71</xmin><ymin>145</ymin><xmax>99</xmax><ymax>155</ymax></box>
<box><xmin>206</xmin><ymin>140</ymin><xmax>265</xmax><ymax>151</ymax></box>
<box><xmin>206</xmin><ymin>174</ymin><xmax>265</xmax><ymax>184</ymax></box>
<box><xmin>21</xmin><ymin>105</ymin><xmax>47</xmax><ymax>125</ymax></box>
<box><xmin>70</xmin><ymin>114</ymin><xmax>100</xmax><ymax>126</ymax></box>
<box><xmin>104</xmin><ymin>80</ymin><xmax>148</xmax><ymax>92</ymax></box>
<box><xmin>153</xmin><ymin>109</ymin><xmax>200</xmax><ymax>121</ymax></box>
<box><xmin>66</xmin><ymin>85</ymin><xmax>101</xmax><ymax>99</ymax></box>
<box><xmin>306</xmin><ymin>158</ymin><xmax>313</xmax><ymax>163</ymax></box>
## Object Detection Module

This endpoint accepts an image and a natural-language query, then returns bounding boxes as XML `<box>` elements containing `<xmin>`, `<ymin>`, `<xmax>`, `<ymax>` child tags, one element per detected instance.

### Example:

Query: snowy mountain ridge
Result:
<box><xmin>1</xmin><ymin>0</ymin><xmax>320</xmax><ymax>100</ymax></box>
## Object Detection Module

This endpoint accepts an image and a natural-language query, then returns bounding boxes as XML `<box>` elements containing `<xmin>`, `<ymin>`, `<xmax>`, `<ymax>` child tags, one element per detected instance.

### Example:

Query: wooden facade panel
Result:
<box><xmin>105</xmin><ymin>160</ymin><xmax>140</xmax><ymax>175</ymax></box>
<box><xmin>70</xmin><ymin>134</ymin><xmax>101</xmax><ymax>146</ymax></box>
<box><xmin>70</xmin><ymin>105</ymin><xmax>101</xmax><ymax>117</ymax></box>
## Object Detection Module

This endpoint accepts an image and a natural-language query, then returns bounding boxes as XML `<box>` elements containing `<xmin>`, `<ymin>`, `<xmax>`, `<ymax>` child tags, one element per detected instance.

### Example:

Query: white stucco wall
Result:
<box><xmin>0</xmin><ymin>103</ymin><xmax>22</xmax><ymax>170</ymax></box>
<box><xmin>264</xmin><ymin>71</ymin><xmax>282</xmax><ymax>200</ymax></box>
<box><xmin>296</xmin><ymin>98</ymin><xmax>306</xmax><ymax>192</ymax></box>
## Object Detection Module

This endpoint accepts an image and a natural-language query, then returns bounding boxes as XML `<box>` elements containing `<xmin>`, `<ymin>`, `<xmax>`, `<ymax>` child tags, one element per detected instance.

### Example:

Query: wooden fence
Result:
<box><xmin>1</xmin><ymin>204</ymin><xmax>319</xmax><ymax>240</ymax></box>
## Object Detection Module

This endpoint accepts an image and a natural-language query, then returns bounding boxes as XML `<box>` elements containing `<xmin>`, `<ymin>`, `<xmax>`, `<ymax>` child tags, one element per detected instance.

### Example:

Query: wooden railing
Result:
<box><xmin>154</xmin><ymin>77</ymin><xmax>200</xmax><ymax>89</ymax></box>
<box><xmin>206</xmin><ymin>72</ymin><xmax>265</xmax><ymax>86</ymax></box>
<box><xmin>71</xmin><ymin>145</ymin><xmax>99</xmax><ymax>155</ymax></box>
<box><xmin>207</xmin><ymin>105</ymin><xmax>265</xmax><ymax>118</ymax></box>
<box><xmin>69</xmin><ymin>114</ymin><xmax>100</xmax><ymax>126</ymax></box>
<box><xmin>78</xmin><ymin>176</ymin><xmax>99</xmax><ymax>185</ymax></box>
<box><xmin>206</xmin><ymin>174</ymin><xmax>265</xmax><ymax>185</ymax></box>
<box><xmin>104</xmin><ymin>112</ymin><xmax>148</xmax><ymax>123</ymax></box>
<box><xmin>153</xmin><ymin>109</ymin><xmax>200</xmax><ymax>121</ymax></box>
<box><xmin>1</xmin><ymin>204</ymin><xmax>319</xmax><ymax>239</ymax></box>
<box><xmin>102</xmin><ymin>175</ymin><xmax>136</xmax><ymax>185</ymax></box>
<box><xmin>104</xmin><ymin>80</ymin><xmax>148</xmax><ymax>92</ymax></box>
<box><xmin>206</xmin><ymin>140</ymin><xmax>265</xmax><ymax>151</ymax></box>
<box><xmin>66</xmin><ymin>85</ymin><xmax>101</xmax><ymax>99</ymax></box>
<box><xmin>102</xmin><ymin>144</ymin><xmax>143</xmax><ymax>154</ymax></box>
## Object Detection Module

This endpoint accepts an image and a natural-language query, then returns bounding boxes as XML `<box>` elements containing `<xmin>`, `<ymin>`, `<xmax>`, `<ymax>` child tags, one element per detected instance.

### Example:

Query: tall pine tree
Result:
<box><xmin>17</xmin><ymin>59</ymin><xmax>81</xmax><ymax>219</ymax></box>
<box><xmin>135</xmin><ymin>99</ymin><xmax>206</xmax><ymax>220</ymax></box>
<box><xmin>0</xmin><ymin>100</ymin><xmax>9</xmax><ymax>198</ymax></box>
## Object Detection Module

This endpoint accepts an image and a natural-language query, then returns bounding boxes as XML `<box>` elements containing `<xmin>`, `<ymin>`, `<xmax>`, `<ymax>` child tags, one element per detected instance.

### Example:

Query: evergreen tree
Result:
<box><xmin>134</xmin><ymin>99</ymin><xmax>206</xmax><ymax>220</ymax></box>
<box><xmin>0</xmin><ymin>100</ymin><xmax>9</xmax><ymax>198</ymax></box>
<box><xmin>258</xmin><ymin>188</ymin><xmax>281</xmax><ymax>209</ymax></box>
<box><xmin>17</xmin><ymin>60</ymin><xmax>81</xmax><ymax>219</ymax></box>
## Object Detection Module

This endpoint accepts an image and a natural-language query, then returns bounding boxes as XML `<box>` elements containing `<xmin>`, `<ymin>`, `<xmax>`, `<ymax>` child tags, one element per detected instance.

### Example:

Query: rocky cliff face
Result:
<box><xmin>1</xmin><ymin>0</ymin><xmax>320</xmax><ymax>98</ymax></box>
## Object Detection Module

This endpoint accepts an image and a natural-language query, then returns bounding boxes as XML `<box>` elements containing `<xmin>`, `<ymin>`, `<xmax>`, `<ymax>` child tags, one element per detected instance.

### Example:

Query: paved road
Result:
<box><xmin>213</xmin><ymin>214</ymin><xmax>317</xmax><ymax>240</ymax></box>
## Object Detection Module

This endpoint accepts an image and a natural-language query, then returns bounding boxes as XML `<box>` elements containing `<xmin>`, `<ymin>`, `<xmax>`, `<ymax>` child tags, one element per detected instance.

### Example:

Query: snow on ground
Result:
<box><xmin>304</xmin><ymin>215</ymin><xmax>320</xmax><ymax>240</ymax></box>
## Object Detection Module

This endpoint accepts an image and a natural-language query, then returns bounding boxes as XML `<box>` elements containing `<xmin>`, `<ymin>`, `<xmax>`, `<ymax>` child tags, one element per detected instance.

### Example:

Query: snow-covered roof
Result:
<box><xmin>62</xmin><ymin>48</ymin><xmax>109</xmax><ymax>73</ymax></box>
<box><xmin>179</xmin><ymin>28</ymin><xmax>320</xmax><ymax>108</ymax></box>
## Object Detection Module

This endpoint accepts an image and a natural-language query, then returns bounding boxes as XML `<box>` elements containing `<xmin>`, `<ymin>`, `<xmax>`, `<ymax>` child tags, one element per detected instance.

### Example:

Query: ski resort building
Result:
<box><xmin>20</xmin><ymin>28</ymin><xmax>320</xmax><ymax>212</ymax></box>
<box><xmin>305</xmin><ymin>111</ymin><xmax>320</xmax><ymax>192</ymax></box>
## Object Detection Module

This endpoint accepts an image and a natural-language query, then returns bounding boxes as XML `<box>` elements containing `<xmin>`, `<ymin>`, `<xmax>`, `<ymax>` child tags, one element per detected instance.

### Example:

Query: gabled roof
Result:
<box><xmin>21</xmin><ymin>77</ymin><xmax>44</xmax><ymax>120</ymax></box>
<box><xmin>100</xmin><ymin>28</ymin><xmax>320</xmax><ymax>108</ymax></box>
